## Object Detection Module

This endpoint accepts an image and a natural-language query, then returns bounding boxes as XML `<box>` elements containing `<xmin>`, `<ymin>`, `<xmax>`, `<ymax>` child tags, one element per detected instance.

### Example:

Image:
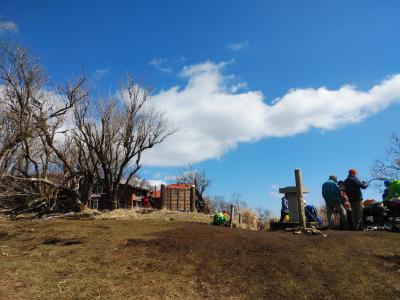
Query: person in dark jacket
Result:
<box><xmin>322</xmin><ymin>175</ymin><xmax>348</xmax><ymax>229</ymax></box>
<box><xmin>382</xmin><ymin>180</ymin><xmax>391</xmax><ymax>200</ymax></box>
<box><xmin>344</xmin><ymin>169</ymin><xmax>368</xmax><ymax>230</ymax></box>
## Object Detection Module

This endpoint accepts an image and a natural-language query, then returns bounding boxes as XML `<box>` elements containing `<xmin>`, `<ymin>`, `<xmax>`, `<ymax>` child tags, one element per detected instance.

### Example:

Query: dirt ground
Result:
<box><xmin>0</xmin><ymin>212</ymin><xmax>399</xmax><ymax>299</ymax></box>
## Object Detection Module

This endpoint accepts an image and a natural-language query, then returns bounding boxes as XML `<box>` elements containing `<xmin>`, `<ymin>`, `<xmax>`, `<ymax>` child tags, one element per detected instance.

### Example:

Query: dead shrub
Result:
<box><xmin>239</xmin><ymin>208</ymin><xmax>259</xmax><ymax>230</ymax></box>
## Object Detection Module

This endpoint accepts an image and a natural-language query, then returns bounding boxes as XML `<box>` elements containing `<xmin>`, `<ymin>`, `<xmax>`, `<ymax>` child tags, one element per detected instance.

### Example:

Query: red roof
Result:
<box><xmin>149</xmin><ymin>184</ymin><xmax>193</xmax><ymax>199</ymax></box>
<box><xmin>150</xmin><ymin>190</ymin><xmax>161</xmax><ymax>198</ymax></box>
<box><xmin>167</xmin><ymin>184</ymin><xmax>192</xmax><ymax>190</ymax></box>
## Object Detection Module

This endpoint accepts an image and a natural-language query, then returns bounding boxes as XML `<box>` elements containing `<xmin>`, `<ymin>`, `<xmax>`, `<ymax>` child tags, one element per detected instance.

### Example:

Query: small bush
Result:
<box><xmin>239</xmin><ymin>208</ymin><xmax>259</xmax><ymax>230</ymax></box>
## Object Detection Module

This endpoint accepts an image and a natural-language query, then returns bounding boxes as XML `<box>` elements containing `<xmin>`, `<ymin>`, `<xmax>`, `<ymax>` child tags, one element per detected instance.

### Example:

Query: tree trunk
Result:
<box><xmin>79</xmin><ymin>175</ymin><xmax>94</xmax><ymax>206</ymax></box>
<box><xmin>111</xmin><ymin>192</ymin><xmax>119</xmax><ymax>210</ymax></box>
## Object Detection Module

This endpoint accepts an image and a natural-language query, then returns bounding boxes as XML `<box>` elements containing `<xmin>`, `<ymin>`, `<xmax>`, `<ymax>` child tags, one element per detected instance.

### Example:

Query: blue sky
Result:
<box><xmin>2</xmin><ymin>0</ymin><xmax>400</xmax><ymax>214</ymax></box>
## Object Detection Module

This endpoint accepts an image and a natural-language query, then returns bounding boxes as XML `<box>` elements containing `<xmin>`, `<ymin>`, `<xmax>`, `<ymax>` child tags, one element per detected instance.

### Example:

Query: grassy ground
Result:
<box><xmin>0</xmin><ymin>211</ymin><xmax>399</xmax><ymax>299</ymax></box>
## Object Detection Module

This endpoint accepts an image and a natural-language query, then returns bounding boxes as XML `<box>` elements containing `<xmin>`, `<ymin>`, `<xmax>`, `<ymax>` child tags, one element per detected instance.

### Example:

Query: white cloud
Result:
<box><xmin>263</xmin><ymin>76</ymin><xmax>400</xmax><ymax>137</ymax></box>
<box><xmin>92</xmin><ymin>68</ymin><xmax>109</xmax><ymax>81</ymax></box>
<box><xmin>149</xmin><ymin>58</ymin><xmax>173</xmax><ymax>74</ymax></box>
<box><xmin>230</xmin><ymin>82</ymin><xmax>247</xmax><ymax>93</ymax></box>
<box><xmin>175</xmin><ymin>55</ymin><xmax>187</xmax><ymax>64</ymax></box>
<box><xmin>269</xmin><ymin>185</ymin><xmax>281</xmax><ymax>199</ymax></box>
<box><xmin>0</xmin><ymin>21</ymin><xmax>18</xmax><ymax>33</ymax></box>
<box><xmin>146</xmin><ymin>179</ymin><xmax>167</xmax><ymax>188</ymax></box>
<box><xmin>141</xmin><ymin>61</ymin><xmax>400</xmax><ymax>166</ymax></box>
<box><xmin>228</xmin><ymin>40</ymin><xmax>249</xmax><ymax>51</ymax></box>
<box><xmin>153</xmin><ymin>172</ymin><xmax>162</xmax><ymax>179</ymax></box>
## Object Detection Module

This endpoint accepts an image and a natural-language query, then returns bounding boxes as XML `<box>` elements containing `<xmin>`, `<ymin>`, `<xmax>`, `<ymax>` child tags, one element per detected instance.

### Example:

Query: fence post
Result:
<box><xmin>190</xmin><ymin>185</ymin><xmax>196</xmax><ymax>212</ymax></box>
<box><xmin>230</xmin><ymin>204</ymin><xmax>235</xmax><ymax>228</ymax></box>
<box><xmin>161</xmin><ymin>184</ymin><xmax>166</xmax><ymax>210</ymax></box>
<box><xmin>295</xmin><ymin>169</ymin><xmax>307</xmax><ymax>229</ymax></box>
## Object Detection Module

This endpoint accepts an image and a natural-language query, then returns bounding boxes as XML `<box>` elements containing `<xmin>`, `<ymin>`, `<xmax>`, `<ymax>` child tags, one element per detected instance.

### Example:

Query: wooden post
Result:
<box><xmin>177</xmin><ymin>189</ymin><xmax>180</xmax><ymax>211</ymax></box>
<box><xmin>238</xmin><ymin>213</ymin><xmax>242</xmax><ymax>225</ymax></box>
<box><xmin>184</xmin><ymin>188</ymin><xmax>186</xmax><ymax>212</ymax></box>
<box><xmin>295</xmin><ymin>169</ymin><xmax>307</xmax><ymax>229</ymax></box>
<box><xmin>190</xmin><ymin>185</ymin><xmax>196</xmax><ymax>212</ymax></box>
<box><xmin>229</xmin><ymin>204</ymin><xmax>235</xmax><ymax>228</ymax></box>
<box><xmin>170</xmin><ymin>189</ymin><xmax>173</xmax><ymax>210</ymax></box>
<box><xmin>168</xmin><ymin>188</ymin><xmax>170</xmax><ymax>210</ymax></box>
<box><xmin>161</xmin><ymin>184</ymin><xmax>166</xmax><ymax>210</ymax></box>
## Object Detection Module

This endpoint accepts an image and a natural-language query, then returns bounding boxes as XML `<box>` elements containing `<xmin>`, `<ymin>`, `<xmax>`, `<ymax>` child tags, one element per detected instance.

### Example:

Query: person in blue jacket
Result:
<box><xmin>279</xmin><ymin>196</ymin><xmax>290</xmax><ymax>222</ymax></box>
<box><xmin>305</xmin><ymin>205</ymin><xmax>322</xmax><ymax>225</ymax></box>
<box><xmin>322</xmin><ymin>175</ymin><xmax>348</xmax><ymax>229</ymax></box>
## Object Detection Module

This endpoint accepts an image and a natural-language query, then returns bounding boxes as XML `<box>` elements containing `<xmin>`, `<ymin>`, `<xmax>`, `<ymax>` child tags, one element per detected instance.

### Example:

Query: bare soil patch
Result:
<box><xmin>0</xmin><ymin>214</ymin><xmax>399</xmax><ymax>299</ymax></box>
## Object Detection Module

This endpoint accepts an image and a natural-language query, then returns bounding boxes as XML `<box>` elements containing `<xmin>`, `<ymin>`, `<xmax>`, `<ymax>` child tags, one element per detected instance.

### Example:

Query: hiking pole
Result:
<box><xmin>304</xmin><ymin>206</ymin><xmax>321</xmax><ymax>224</ymax></box>
<box><xmin>367</xmin><ymin>177</ymin><xmax>389</xmax><ymax>184</ymax></box>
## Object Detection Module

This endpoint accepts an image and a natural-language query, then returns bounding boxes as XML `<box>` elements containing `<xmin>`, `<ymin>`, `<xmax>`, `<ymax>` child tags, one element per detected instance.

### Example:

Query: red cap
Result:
<box><xmin>349</xmin><ymin>169</ymin><xmax>357</xmax><ymax>176</ymax></box>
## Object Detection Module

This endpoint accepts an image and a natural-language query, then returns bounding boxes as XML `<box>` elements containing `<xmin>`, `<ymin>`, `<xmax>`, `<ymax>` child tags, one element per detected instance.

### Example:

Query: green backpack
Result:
<box><xmin>213</xmin><ymin>212</ymin><xmax>227</xmax><ymax>225</ymax></box>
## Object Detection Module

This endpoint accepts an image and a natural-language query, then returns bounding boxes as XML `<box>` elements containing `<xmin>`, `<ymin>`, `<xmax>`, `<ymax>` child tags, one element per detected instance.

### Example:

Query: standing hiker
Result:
<box><xmin>279</xmin><ymin>196</ymin><xmax>290</xmax><ymax>222</ymax></box>
<box><xmin>338</xmin><ymin>180</ymin><xmax>352</xmax><ymax>228</ymax></box>
<box><xmin>142</xmin><ymin>195</ymin><xmax>149</xmax><ymax>213</ymax></box>
<box><xmin>383</xmin><ymin>179</ymin><xmax>400</xmax><ymax>201</ymax></box>
<box><xmin>322</xmin><ymin>175</ymin><xmax>348</xmax><ymax>229</ymax></box>
<box><xmin>344</xmin><ymin>169</ymin><xmax>368</xmax><ymax>230</ymax></box>
<box><xmin>382</xmin><ymin>180</ymin><xmax>391</xmax><ymax>200</ymax></box>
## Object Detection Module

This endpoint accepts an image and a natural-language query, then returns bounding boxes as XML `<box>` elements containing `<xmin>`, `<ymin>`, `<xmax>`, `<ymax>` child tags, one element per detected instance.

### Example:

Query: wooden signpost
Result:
<box><xmin>190</xmin><ymin>185</ymin><xmax>196</xmax><ymax>212</ymax></box>
<box><xmin>295</xmin><ymin>169</ymin><xmax>307</xmax><ymax>230</ymax></box>
<box><xmin>160</xmin><ymin>184</ymin><xmax>166</xmax><ymax>210</ymax></box>
<box><xmin>229</xmin><ymin>204</ymin><xmax>235</xmax><ymax>228</ymax></box>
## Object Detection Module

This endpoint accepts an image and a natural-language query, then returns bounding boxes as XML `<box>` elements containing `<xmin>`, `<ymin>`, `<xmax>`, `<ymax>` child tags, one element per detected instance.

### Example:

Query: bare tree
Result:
<box><xmin>0</xmin><ymin>44</ymin><xmax>88</xmax><ymax>213</ymax></box>
<box><xmin>371</xmin><ymin>132</ymin><xmax>400</xmax><ymax>191</ymax></box>
<box><xmin>256</xmin><ymin>206</ymin><xmax>272</xmax><ymax>220</ymax></box>
<box><xmin>127</xmin><ymin>174</ymin><xmax>152</xmax><ymax>189</ymax></box>
<box><xmin>204</xmin><ymin>193</ymin><xmax>249</xmax><ymax>214</ymax></box>
<box><xmin>230</xmin><ymin>192</ymin><xmax>247</xmax><ymax>211</ymax></box>
<box><xmin>206</xmin><ymin>195</ymin><xmax>230</xmax><ymax>213</ymax></box>
<box><xmin>74</xmin><ymin>76</ymin><xmax>174</xmax><ymax>209</ymax></box>
<box><xmin>0</xmin><ymin>43</ymin><xmax>174</xmax><ymax>215</ymax></box>
<box><xmin>176</xmin><ymin>166</ymin><xmax>211</xmax><ymax>197</ymax></box>
<box><xmin>0</xmin><ymin>103</ymin><xmax>19</xmax><ymax>175</ymax></box>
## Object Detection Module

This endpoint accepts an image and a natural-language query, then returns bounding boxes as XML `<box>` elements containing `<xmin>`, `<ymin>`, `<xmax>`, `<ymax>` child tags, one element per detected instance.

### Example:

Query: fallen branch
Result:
<box><xmin>0</xmin><ymin>246</ymin><xmax>9</xmax><ymax>257</ymax></box>
<box><xmin>40</xmin><ymin>212</ymin><xmax>75</xmax><ymax>220</ymax></box>
<box><xmin>58</xmin><ymin>279</ymin><xmax>67</xmax><ymax>292</ymax></box>
<box><xmin>5</xmin><ymin>175</ymin><xmax>64</xmax><ymax>189</ymax></box>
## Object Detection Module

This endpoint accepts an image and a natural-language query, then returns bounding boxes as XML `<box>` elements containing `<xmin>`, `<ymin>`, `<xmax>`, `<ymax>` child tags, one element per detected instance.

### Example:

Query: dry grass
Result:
<box><xmin>0</xmin><ymin>213</ymin><xmax>399</xmax><ymax>299</ymax></box>
<box><xmin>93</xmin><ymin>208</ymin><xmax>213</xmax><ymax>223</ymax></box>
<box><xmin>238</xmin><ymin>208</ymin><xmax>259</xmax><ymax>230</ymax></box>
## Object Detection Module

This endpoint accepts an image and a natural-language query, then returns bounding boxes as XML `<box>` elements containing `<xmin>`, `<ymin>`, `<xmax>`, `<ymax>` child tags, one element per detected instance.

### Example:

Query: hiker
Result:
<box><xmin>304</xmin><ymin>205</ymin><xmax>322</xmax><ymax>225</ymax></box>
<box><xmin>383</xmin><ymin>180</ymin><xmax>400</xmax><ymax>201</ymax></box>
<box><xmin>142</xmin><ymin>195</ymin><xmax>149</xmax><ymax>212</ymax></box>
<box><xmin>344</xmin><ymin>169</ymin><xmax>368</xmax><ymax>230</ymax></box>
<box><xmin>338</xmin><ymin>180</ymin><xmax>352</xmax><ymax>228</ymax></box>
<box><xmin>279</xmin><ymin>196</ymin><xmax>290</xmax><ymax>222</ymax></box>
<box><xmin>322</xmin><ymin>175</ymin><xmax>348</xmax><ymax>229</ymax></box>
<box><xmin>382</xmin><ymin>180</ymin><xmax>391</xmax><ymax>200</ymax></box>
